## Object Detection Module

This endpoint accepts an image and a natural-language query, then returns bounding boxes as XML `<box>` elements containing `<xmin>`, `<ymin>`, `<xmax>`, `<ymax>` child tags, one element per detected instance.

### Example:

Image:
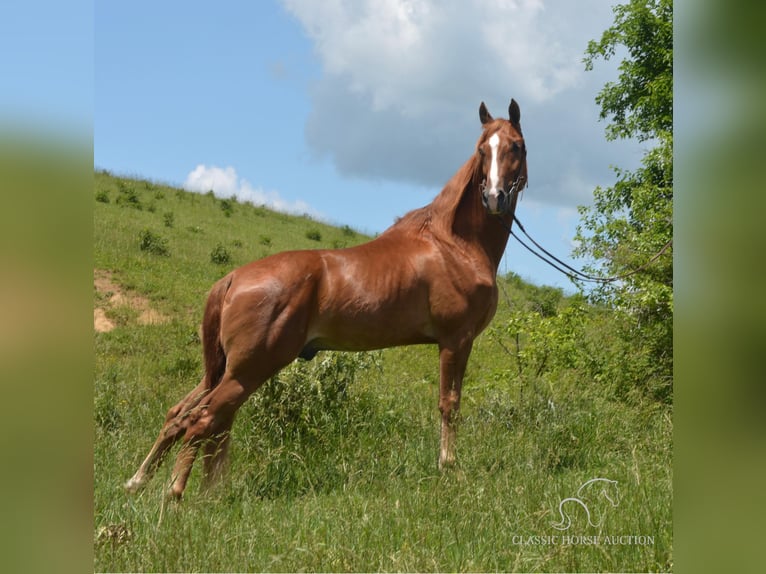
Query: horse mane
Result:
<box><xmin>385</xmin><ymin>151</ymin><xmax>482</xmax><ymax>238</ymax></box>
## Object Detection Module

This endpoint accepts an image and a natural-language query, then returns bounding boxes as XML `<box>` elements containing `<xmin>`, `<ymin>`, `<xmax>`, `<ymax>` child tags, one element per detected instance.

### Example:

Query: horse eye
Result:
<box><xmin>511</xmin><ymin>142</ymin><xmax>520</xmax><ymax>153</ymax></box>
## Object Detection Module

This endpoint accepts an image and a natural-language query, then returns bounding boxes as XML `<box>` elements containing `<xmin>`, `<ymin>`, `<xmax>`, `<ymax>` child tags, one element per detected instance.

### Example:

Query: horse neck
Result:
<box><xmin>435</xmin><ymin>156</ymin><xmax>512</xmax><ymax>273</ymax></box>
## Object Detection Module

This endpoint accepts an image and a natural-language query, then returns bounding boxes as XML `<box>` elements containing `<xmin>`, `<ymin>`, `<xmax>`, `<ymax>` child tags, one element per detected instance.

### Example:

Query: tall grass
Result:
<box><xmin>94</xmin><ymin>172</ymin><xmax>671</xmax><ymax>572</ymax></box>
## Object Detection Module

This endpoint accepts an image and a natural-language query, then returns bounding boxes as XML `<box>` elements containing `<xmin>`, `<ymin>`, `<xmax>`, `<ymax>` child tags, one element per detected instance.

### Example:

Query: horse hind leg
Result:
<box><xmin>124</xmin><ymin>379</ymin><xmax>208</xmax><ymax>493</ymax></box>
<box><xmin>163</xmin><ymin>295</ymin><xmax>313</xmax><ymax>499</ymax></box>
<box><xmin>201</xmin><ymin>420</ymin><xmax>233</xmax><ymax>491</ymax></box>
<box><xmin>166</xmin><ymin>372</ymin><xmax>253</xmax><ymax>500</ymax></box>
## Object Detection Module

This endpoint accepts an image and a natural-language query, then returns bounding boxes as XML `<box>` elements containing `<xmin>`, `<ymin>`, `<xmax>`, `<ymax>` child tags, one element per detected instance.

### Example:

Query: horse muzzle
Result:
<box><xmin>481</xmin><ymin>176</ymin><xmax>525</xmax><ymax>215</ymax></box>
<box><xmin>481</xmin><ymin>187</ymin><xmax>510</xmax><ymax>215</ymax></box>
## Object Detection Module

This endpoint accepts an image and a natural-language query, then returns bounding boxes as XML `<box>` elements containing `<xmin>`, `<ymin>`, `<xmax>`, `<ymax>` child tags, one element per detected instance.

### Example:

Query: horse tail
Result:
<box><xmin>202</xmin><ymin>274</ymin><xmax>232</xmax><ymax>391</ymax></box>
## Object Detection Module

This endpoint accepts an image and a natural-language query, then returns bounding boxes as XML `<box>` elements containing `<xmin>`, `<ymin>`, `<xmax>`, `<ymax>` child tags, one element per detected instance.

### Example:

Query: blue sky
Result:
<box><xmin>93</xmin><ymin>0</ymin><xmax>643</xmax><ymax>290</ymax></box>
<box><xmin>1</xmin><ymin>1</ymin><xmax>92</xmax><ymax>134</ymax></box>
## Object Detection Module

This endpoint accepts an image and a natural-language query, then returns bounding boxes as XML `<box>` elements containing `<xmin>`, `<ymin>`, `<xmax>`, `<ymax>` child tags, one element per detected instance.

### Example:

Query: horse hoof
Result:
<box><xmin>124</xmin><ymin>476</ymin><xmax>145</xmax><ymax>494</ymax></box>
<box><xmin>166</xmin><ymin>486</ymin><xmax>184</xmax><ymax>502</ymax></box>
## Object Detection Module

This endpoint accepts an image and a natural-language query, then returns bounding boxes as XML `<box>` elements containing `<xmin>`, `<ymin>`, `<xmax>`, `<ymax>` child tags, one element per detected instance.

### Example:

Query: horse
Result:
<box><xmin>124</xmin><ymin>98</ymin><xmax>528</xmax><ymax>499</ymax></box>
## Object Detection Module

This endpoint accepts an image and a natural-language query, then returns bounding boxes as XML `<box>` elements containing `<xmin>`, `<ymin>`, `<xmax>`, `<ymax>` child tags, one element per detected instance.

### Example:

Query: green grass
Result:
<box><xmin>94</xmin><ymin>171</ymin><xmax>672</xmax><ymax>572</ymax></box>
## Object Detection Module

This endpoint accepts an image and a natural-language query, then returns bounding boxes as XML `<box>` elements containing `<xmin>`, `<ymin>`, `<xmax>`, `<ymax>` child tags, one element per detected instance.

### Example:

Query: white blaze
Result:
<box><xmin>487</xmin><ymin>132</ymin><xmax>501</xmax><ymax>211</ymax></box>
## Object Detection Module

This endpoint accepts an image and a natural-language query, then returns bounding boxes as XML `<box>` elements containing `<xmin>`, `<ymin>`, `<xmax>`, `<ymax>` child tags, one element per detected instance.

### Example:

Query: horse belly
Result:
<box><xmin>308</xmin><ymin>297</ymin><xmax>436</xmax><ymax>353</ymax></box>
<box><xmin>308</xmin><ymin>266</ymin><xmax>436</xmax><ymax>353</ymax></box>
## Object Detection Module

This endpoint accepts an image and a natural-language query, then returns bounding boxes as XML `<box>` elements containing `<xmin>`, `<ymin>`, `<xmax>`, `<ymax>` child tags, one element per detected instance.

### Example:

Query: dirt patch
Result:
<box><xmin>94</xmin><ymin>269</ymin><xmax>168</xmax><ymax>332</ymax></box>
<box><xmin>94</xmin><ymin>307</ymin><xmax>115</xmax><ymax>333</ymax></box>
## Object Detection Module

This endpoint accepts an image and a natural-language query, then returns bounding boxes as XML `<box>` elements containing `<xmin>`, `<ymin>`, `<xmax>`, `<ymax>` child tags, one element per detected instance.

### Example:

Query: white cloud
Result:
<box><xmin>284</xmin><ymin>0</ymin><xmax>584</xmax><ymax>111</ymax></box>
<box><xmin>184</xmin><ymin>165</ymin><xmax>239</xmax><ymax>196</ymax></box>
<box><xmin>281</xmin><ymin>0</ymin><xmax>642</xmax><ymax>208</ymax></box>
<box><xmin>184</xmin><ymin>164</ymin><xmax>321</xmax><ymax>217</ymax></box>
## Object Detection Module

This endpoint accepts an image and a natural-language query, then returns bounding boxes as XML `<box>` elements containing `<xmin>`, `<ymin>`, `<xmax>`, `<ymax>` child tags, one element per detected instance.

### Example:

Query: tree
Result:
<box><xmin>574</xmin><ymin>0</ymin><xmax>673</xmax><ymax>401</ymax></box>
<box><xmin>584</xmin><ymin>0</ymin><xmax>673</xmax><ymax>143</ymax></box>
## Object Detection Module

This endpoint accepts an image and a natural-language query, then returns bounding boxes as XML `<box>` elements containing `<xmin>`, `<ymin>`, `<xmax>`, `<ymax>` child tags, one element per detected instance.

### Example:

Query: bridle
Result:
<box><xmin>479</xmin><ymin>168</ymin><xmax>527</xmax><ymax>215</ymax></box>
<box><xmin>496</xmin><ymin>213</ymin><xmax>672</xmax><ymax>285</ymax></box>
<box><xmin>478</xmin><ymin>142</ymin><xmax>670</xmax><ymax>285</ymax></box>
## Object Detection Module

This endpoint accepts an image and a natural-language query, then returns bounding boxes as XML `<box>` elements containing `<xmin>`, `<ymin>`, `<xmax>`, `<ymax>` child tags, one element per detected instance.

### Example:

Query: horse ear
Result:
<box><xmin>509</xmin><ymin>98</ymin><xmax>521</xmax><ymax>127</ymax></box>
<box><xmin>479</xmin><ymin>102</ymin><xmax>493</xmax><ymax>125</ymax></box>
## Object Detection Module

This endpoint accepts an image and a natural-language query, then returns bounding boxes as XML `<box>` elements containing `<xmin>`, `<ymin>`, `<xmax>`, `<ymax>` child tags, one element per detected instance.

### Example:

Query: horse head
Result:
<box><xmin>476</xmin><ymin>99</ymin><xmax>528</xmax><ymax>215</ymax></box>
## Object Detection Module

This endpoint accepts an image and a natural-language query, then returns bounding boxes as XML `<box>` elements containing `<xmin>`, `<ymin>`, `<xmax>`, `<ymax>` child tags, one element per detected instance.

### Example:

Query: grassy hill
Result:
<box><xmin>94</xmin><ymin>171</ymin><xmax>671</xmax><ymax>572</ymax></box>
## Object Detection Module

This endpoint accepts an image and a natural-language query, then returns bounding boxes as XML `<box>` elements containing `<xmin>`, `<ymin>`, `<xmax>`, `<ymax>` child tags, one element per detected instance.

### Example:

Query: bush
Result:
<box><xmin>253</xmin><ymin>352</ymin><xmax>378</xmax><ymax>445</ymax></box>
<box><xmin>220</xmin><ymin>198</ymin><xmax>234</xmax><ymax>217</ymax></box>
<box><xmin>210</xmin><ymin>243</ymin><xmax>231</xmax><ymax>265</ymax></box>
<box><xmin>226</xmin><ymin>351</ymin><xmax>381</xmax><ymax>499</ymax></box>
<box><xmin>306</xmin><ymin>229</ymin><xmax>322</xmax><ymax>242</ymax></box>
<box><xmin>95</xmin><ymin>189</ymin><xmax>110</xmax><ymax>203</ymax></box>
<box><xmin>493</xmin><ymin>302</ymin><xmax>587</xmax><ymax>381</ymax></box>
<box><xmin>530</xmin><ymin>285</ymin><xmax>563</xmax><ymax>317</ymax></box>
<box><xmin>138</xmin><ymin>229</ymin><xmax>169</xmax><ymax>256</ymax></box>
<box><xmin>163</xmin><ymin>211</ymin><xmax>175</xmax><ymax>228</ymax></box>
<box><xmin>116</xmin><ymin>181</ymin><xmax>142</xmax><ymax>210</ymax></box>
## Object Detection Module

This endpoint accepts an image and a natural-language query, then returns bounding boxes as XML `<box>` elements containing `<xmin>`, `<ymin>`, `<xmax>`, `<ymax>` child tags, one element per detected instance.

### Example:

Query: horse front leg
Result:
<box><xmin>438</xmin><ymin>341</ymin><xmax>472</xmax><ymax>469</ymax></box>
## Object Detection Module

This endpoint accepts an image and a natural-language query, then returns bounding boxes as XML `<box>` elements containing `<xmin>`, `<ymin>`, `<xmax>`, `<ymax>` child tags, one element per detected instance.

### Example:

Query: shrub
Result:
<box><xmin>95</xmin><ymin>189</ymin><xmax>110</xmax><ymax>203</ymax></box>
<box><xmin>116</xmin><ymin>182</ymin><xmax>142</xmax><ymax>210</ymax></box>
<box><xmin>259</xmin><ymin>235</ymin><xmax>272</xmax><ymax>247</ymax></box>
<box><xmin>306</xmin><ymin>229</ymin><xmax>322</xmax><ymax>242</ymax></box>
<box><xmin>210</xmin><ymin>243</ymin><xmax>231</xmax><ymax>265</ymax></box>
<box><xmin>492</xmin><ymin>302</ymin><xmax>587</xmax><ymax>380</ymax></box>
<box><xmin>163</xmin><ymin>211</ymin><xmax>175</xmax><ymax>228</ymax></box>
<box><xmin>138</xmin><ymin>229</ymin><xmax>169</xmax><ymax>256</ymax></box>
<box><xmin>220</xmin><ymin>198</ymin><xmax>234</xmax><ymax>217</ymax></box>
<box><xmin>530</xmin><ymin>285</ymin><xmax>563</xmax><ymax>317</ymax></box>
<box><xmin>252</xmin><ymin>352</ymin><xmax>378</xmax><ymax>446</ymax></box>
<box><xmin>236</xmin><ymin>353</ymin><xmax>381</xmax><ymax>499</ymax></box>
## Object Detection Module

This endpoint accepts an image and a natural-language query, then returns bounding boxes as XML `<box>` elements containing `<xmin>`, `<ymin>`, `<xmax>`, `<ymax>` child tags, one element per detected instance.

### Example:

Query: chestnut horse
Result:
<box><xmin>125</xmin><ymin>99</ymin><xmax>528</xmax><ymax>499</ymax></box>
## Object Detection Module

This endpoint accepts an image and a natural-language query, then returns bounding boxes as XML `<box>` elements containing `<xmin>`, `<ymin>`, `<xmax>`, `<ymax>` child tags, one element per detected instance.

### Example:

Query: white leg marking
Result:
<box><xmin>124</xmin><ymin>472</ymin><xmax>146</xmax><ymax>493</ymax></box>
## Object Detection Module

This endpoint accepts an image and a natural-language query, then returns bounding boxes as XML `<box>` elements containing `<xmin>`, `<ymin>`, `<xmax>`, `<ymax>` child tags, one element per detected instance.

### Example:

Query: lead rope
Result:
<box><xmin>499</xmin><ymin>214</ymin><xmax>672</xmax><ymax>284</ymax></box>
